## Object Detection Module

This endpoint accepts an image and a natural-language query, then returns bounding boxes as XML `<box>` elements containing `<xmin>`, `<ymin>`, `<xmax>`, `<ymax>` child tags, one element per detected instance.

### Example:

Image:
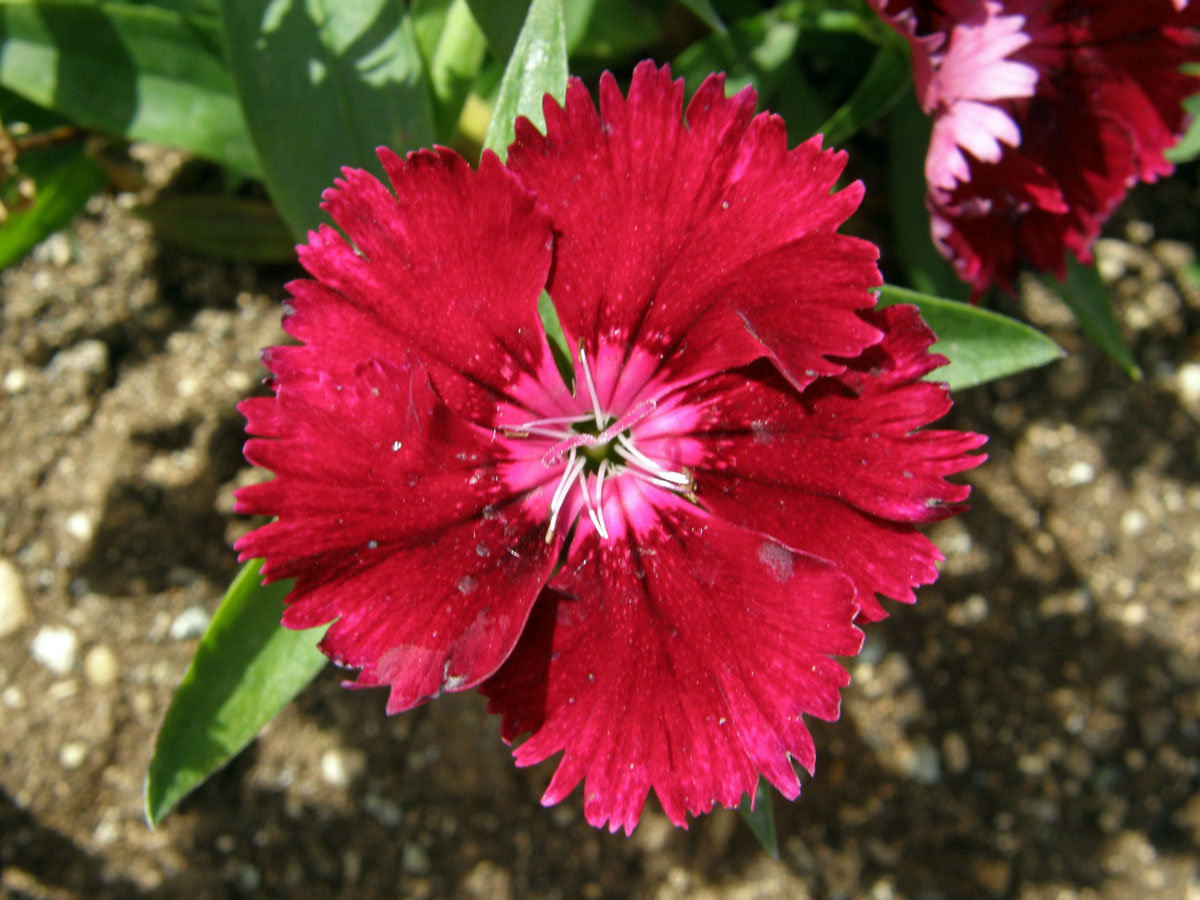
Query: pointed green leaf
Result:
<box><xmin>1166</xmin><ymin>92</ymin><xmax>1200</xmax><ymax>163</ymax></box>
<box><xmin>465</xmin><ymin>0</ymin><xmax>527</xmax><ymax>61</ymax></box>
<box><xmin>144</xmin><ymin>560</ymin><xmax>327</xmax><ymax>826</ymax></box>
<box><xmin>0</xmin><ymin>0</ymin><xmax>259</xmax><ymax>173</ymax></box>
<box><xmin>876</xmin><ymin>284</ymin><xmax>1064</xmax><ymax>389</ymax></box>
<box><xmin>817</xmin><ymin>40</ymin><xmax>910</xmax><ymax>146</ymax></box>
<box><xmin>737</xmin><ymin>778</ymin><xmax>779</xmax><ymax>859</ymax></box>
<box><xmin>219</xmin><ymin>0</ymin><xmax>436</xmax><ymax>238</ymax></box>
<box><xmin>678</xmin><ymin>0</ymin><xmax>725</xmax><ymax>34</ymax></box>
<box><xmin>411</xmin><ymin>0</ymin><xmax>487</xmax><ymax>139</ymax></box>
<box><xmin>570</xmin><ymin>0</ymin><xmax>658</xmax><ymax>58</ymax></box>
<box><xmin>1049</xmin><ymin>255</ymin><xmax>1141</xmax><ymax>379</ymax></box>
<box><xmin>672</xmin><ymin>7</ymin><xmax>825</xmax><ymax>144</ymax></box>
<box><xmin>0</xmin><ymin>145</ymin><xmax>105</xmax><ymax>270</ymax></box>
<box><xmin>481</xmin><ymin>0</ymin><xmax>566</xmax><ymax>160</ymax></box>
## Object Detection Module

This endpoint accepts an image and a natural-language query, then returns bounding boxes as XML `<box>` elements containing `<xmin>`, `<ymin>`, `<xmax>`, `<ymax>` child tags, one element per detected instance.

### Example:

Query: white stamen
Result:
<box><xmin>546</xmin><ymin>452</ymin><xmax>586</xmax><ymax>542</ymax></box>
<box><xmin>580</xmin><ymin>470</ymin><xmax>609</xmax><ymax>540</ymax></box>
<box><xmin>591</xmin><ymin>460</ymin><xmax>610</xmax><ymax>539</ymax></box>
<box><xmin>578</xmin><ymin>346</ymin><xmax>606</xmax><ymax>429</ymax></box>
<box><xmin>632</xmin><ymin>470</ymin><xmax>694</xmax><ymax>492</ymax></box>
<box><xmin>514</xmin><ymin>425</ymin><xmax>582</xmax><ymax>440</ymax></box>
<box><xmin>614</xmin><ymin>434</ymin><xmax>692</xmax><ymax>486</ymax></box>
<box><xmin>515</xmin><ymin>413</ymin><xmax>593</xmax><ymax>430</ymax></box>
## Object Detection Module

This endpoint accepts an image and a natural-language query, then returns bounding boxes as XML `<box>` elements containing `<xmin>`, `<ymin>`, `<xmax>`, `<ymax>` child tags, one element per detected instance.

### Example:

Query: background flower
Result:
<box><xmin>873</xmin><ymin>0</ymin><xmax>1200</xmax><ymax>294</ymax></box>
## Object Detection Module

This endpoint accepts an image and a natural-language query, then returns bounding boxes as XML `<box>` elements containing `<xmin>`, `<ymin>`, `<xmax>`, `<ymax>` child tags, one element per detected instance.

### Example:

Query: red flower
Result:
<box><xmin>872</xmin><ymin>0</ymin><xmax>1200</xmax><ymax>294</ymax></box>
<box><xmin>235</xmin><ymin>62</ymin><xmax>984</xmax><ymax>833</ymax></box>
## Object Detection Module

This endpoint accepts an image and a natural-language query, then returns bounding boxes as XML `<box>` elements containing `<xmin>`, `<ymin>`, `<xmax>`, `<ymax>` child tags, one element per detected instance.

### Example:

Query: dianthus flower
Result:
<box><xmin>871</xmin><ymin>0</ymin><xmax>1200</xmax><ymax>294</ymax></box>
<box><xmin>235</xmin><ymin>62</ymin><xmax>985</xmax><ymax>833</ymax></box>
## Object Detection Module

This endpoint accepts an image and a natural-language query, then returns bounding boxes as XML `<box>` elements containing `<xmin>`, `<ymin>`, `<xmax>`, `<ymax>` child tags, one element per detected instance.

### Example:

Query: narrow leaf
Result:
<box><xmin>465</xmin><ymin>0</ymin><xmax>528</xmax><ymax>61</ymax></box>
<box><xmin>672</xmin><ymin>8</ymin><xmax>824</xmax><ymax>144</ymax></box>
<box><xmin>135</xmin><ymin>193</ymin><xmax>296</xmax><ymax>263</ymax></box>
<box><xmin>0</xmin><ymin>146</ymin><xmax>105</xmax><ymax>270</ymax></box>
<box><xmin>817</xmin><ymin>40</ymin><xmax>910</xmax><ymax>147</ymax></box>
<box><xmin>219</xmin><ymin>0</ymin><xmax>436</xmax><ymax>238</ymax></box>
<box><xmin>1164</xmin><ymin>91</ymin><xmax>1200</xmax><ymax>164</ymax></box>
<box><xmin>678</xmin><ymin>0</ymin><xmax>726</xmax><ymax>34</ymax></box>
<box><xmin>481</xmin><ymin>0</ymin><xmax>566</xmax><ymax>160</ymax></box>
<box><xmin>1049</xmin><ymin>255</ymin><xmax>1142</xmax><ymax>379</ymax></box>
<box><xmin>876</xmin><ymin>284</ymin><xmax>1064</xmax><ymax>390</ymax></box>
<box><xmin>737</xmin><ymin>778</ymin><xmax>779</xmax><ymax>859</ymax></box>
<box><xmin>412</xmin><ymin>0</ymin><xmax>488</xmax><ymax>139</ymax></box>
<box><xmin>0</xmin><ymin>1</ymin><xmax>259</xmax><ymax>174</ymax></box>
<box><xmin>570</xmin><ymin>0</ymin><xmax>658</xmax><ymax>58</ymax></box>
<box><xmin>144</xmin><ymin>560</ymin><xmax>327</xmax><ymax>826</ymax></box>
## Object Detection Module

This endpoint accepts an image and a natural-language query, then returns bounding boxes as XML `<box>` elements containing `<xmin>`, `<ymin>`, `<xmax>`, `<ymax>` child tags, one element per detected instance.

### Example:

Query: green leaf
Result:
<box><xmin>1165</xmin><ymin>91</ymin><xmax>1200</xmax><ymax>164</ymax></box>
<box><xmin>678</xmin><ymin>0</ymin><xmax>726</xmax><ymax>34</ymax></box>
<box><xmin>673</xmin><ymin>6</ymin><xmax>826</xmax><ymax>144</ymax></box>
<box><xmin>0</xmin><ymin>0</ymin><xmax>259</xmax><ymax>174</ymax></box>
<box><xmin>135</xmin><ymin>193</ymin><xmax>296</xmax><ymax>263</ymax></box>
<box><xmin>219</xmin><ymin>0</ymin><xmax>436</xmax><ymax>238</ymax></box>
<box><xmin>411</xmin><ymin>0</ymin><xmax>487</xmax><ymax>139</ymax></box>
<box><xmin>0</xmin><ymin>144</ymin><xmax>105</xmax><ymax>270</ymax></box>
<box><xmin>465</xmin><ymin>0</ymin><xmax>527</xmax><ymax>61</ymax></box>
<box><xmin>737</xmin><ymin>778</ymin><xmax>779</xmax><ymax>859</ymax></box>
<box><xmin>816</xmin><ymin>40</ymin><xmax>909</xmax><ymax>146</ymax></box>
<box><xmin>481</xmin><ymin>0</ymin><xmax>566</xmax><ymax>160</ymax></box>
<box><xmin>887</xmin><ymin>90</ymin><xmax>969</xmax><ymax>300</ymax></box>
<box><xmin>1048</xmin><ymin>255</ymin><xmax>1142</xmax><ymax>379</ymax></box>
<box><xmin>144</xmin><ymin>560</ymin><xmax>328</xmax><ymax>827</ymax></box>
<box><xmin>538</xmin><ymin>288</ymin><xmax>573</xmax><ymax>383</ymax></box>
<box><xmin>570</xmin><ymin>0</ymin><xmax>659</xmax><ymax>58</ymax></box>
<box><xmin>876</xmin><ymin>284</ymin><xmax>1065</xmax><ymax>390</ymax></box>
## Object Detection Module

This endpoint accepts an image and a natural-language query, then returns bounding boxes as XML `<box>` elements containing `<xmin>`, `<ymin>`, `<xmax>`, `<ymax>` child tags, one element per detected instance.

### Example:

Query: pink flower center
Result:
<box><xmin>505</xmin><ymin>345</ymin><xmax>695</xmax><ymax>544</ymax></box>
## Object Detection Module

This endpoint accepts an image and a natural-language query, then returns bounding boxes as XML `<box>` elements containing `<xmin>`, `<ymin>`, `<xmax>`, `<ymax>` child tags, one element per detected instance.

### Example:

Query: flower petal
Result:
<box><xmin>286</xmin><ymin>146</ymin><xmax>568</xmax><ymax>422</ymax></box>
<box><xmin>506</xmin><ymin>61</ymin><xmax>882</xmax><ymax>392</ymax></box>
<box><xmin>236</xmin><ymin>354</ymin><xmax>559</xmax><ymax>712</ymax></box>
<box><xmin>641</xmin><ymin>305</ymin><xmax>985</xmax><ymax>619</ymax></box>
<box><xmin>481</xmin><ymin>484</ymin><xmax>861</xmax><ymax>834</ymax></box>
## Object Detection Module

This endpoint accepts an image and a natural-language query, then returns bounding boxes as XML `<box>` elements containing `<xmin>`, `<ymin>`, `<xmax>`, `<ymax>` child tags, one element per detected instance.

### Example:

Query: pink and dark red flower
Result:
<box><xmin>872</xmin><ymin>0</ymin><xmax>1200</xmax><ymax>294</ymax></box>
<box><xmin>234</xmin><ymin>62</ymin><xmax>985</xmax><ymax>833</ymax></box>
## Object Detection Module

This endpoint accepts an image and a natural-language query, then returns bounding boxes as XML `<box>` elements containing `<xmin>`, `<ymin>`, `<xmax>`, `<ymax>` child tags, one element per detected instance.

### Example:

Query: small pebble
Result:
<box><xmin>1064</xmin><ymin>460</ymin><xmax>1096</xmax><ymax>486</ymax></box>
<box><xmin>905</xmin><ymin>741</ymin><xmax>942</xmax><ymax>785</ymax></box>
<box><xmin>1177</xmin><ymin>363</ymin><xmax>1200</xmax><ymax>406</ymax></box>
<box><xmin>2</xmin><ymin>368</ymin><xmax>28</xmax><ymax>393</ymax></box>
<box><xmin>1120</xmin><ymin>508</ymin><xmax>1149</xmax><ymax>537</ymax></box>
<box><xmin>64</xmin><ymin>512</ymin><xmax>95</xmax><ymax>542</ymax></box>
<box><xmin>0</xmin><ymin>559</ymin><xmax>31</xmax><ymax>637</ymax></box>
<box><xmin>84</xmin><ymin>645</ymin><xmax>119</xmax><ymax>687</ymax></box>
<box><xmin>942</xmin><ymin>732</ymin><xmax>971</xmax><ymax>775</ymax></box>
<box><xmin>59</xmin><ymin>741</ymin><xmax>88</xmax><ymax>769</ymax></box>
<box><xmin>3</xmin><ymin>686</ymin><xmax>26</xmax><ymax>709</ymax></box>
<box><xmin>320</xmin><ymin>747</ymin><xmax>366</xmax><ymax>788</ymax></box>
<box><xmin>169</xmin><ymin>606</ymin><xmax>211</xmax><ymax>641</ymax></box>
<box><xmin>947</xmin><ymin>593</ymin><xmax>989</xmax><ymax>627</ymax></box>
<box><xmin>47</xmin><ymin>339</ymin><xmax>109</xmax><ymax>386</ymax></box>
<box><xmin>364</xmin><ymin>792</ymin><xmax>402</xmax><ymax>828</ymax></box>
<box><xmin>31</xmin><ymin>625</ymin><xmax>78</xmax><ymax>675</ymax></box>
<box><xmin>401</xmin><ymin>843</ymin><xmax>432</xmax><ymax>876</ymax></box>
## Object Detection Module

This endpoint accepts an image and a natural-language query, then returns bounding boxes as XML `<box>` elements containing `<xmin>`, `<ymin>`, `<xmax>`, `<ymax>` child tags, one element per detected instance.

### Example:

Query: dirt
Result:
<box><xmin>1</xmin><ymin>160</ymin><xmax>1199</xmax><ymax>900</ymax></box>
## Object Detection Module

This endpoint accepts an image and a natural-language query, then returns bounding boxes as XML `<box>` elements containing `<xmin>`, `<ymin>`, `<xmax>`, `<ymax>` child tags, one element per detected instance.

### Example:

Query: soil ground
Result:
<box><xmin>1</xmin><ymin>162</ymin><xmax>1199</xmax><ymax>899</ymax></box>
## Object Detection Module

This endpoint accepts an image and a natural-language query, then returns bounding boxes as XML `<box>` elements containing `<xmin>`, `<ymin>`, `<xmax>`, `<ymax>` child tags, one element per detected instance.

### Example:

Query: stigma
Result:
<box><xmin>505</xmin><ymin>345</ymin><xmax>696</xmax><ymax>544</ymax></box>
